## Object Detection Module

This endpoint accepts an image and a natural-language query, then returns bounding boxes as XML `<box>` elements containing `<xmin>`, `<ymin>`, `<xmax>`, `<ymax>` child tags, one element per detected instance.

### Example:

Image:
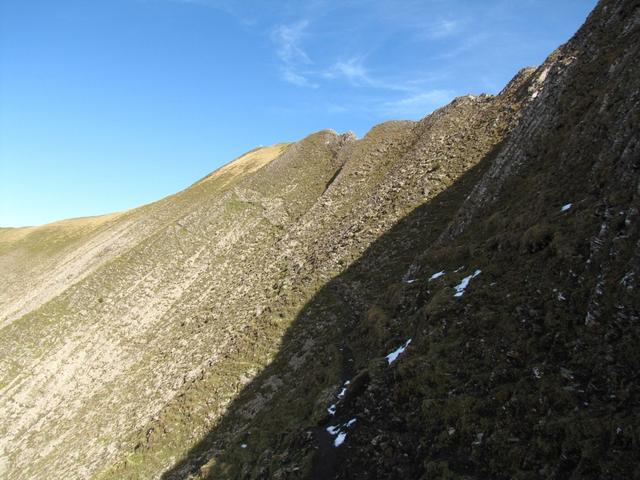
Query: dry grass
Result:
<box><xmin>194</xmin><ymin>143</ymin><xmax>290</xmax><ymax>189</ymax></box>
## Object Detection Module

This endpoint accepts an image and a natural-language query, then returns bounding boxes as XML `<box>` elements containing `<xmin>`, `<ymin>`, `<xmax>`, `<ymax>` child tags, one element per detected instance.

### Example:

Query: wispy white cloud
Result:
<box><xmin>381</xmin><ymin>89</ymin><xmax>456</xmax><ymax>116</ymax></box>
<box><xmin>272</xmin><ymin>21</ymin><xmax>318</xmax><ymax>88</ymax></box>
<box><xmin>323</xmin><ymin>57</ymin><xmax>426</xmax><ymax>94</ymax></box>
<box><xmin>273</xmin><ymin>20</ymin><xmax>311</xmax><ymax>65</ymax></box>
<box><xmin>423</xmin><ymin>19</ymin><xmax>463</xmax><ymax>39</ymax></box>
<box><xmin>282</xmin><ymin>69</ymin><xmax>317</xmax><ymax>88</ymax></box>
<box><xmin>323</xmin><ymin>57</ymin><xmax>371</xmax><ymax>86</ymax></box>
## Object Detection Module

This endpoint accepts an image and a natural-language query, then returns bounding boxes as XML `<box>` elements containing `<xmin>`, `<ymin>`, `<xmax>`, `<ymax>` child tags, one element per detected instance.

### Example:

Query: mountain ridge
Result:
<box><xmin>1</xmin><ymin>0</ymin><xmax>639</xmax><ymax>478</ymax></box>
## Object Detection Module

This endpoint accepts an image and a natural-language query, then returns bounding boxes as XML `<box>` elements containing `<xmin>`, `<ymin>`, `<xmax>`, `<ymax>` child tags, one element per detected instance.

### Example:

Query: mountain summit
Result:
<box><xmin>1</xmin><ymin>0</ymin><xmax>639</xmax><ymax>478</ymax></box>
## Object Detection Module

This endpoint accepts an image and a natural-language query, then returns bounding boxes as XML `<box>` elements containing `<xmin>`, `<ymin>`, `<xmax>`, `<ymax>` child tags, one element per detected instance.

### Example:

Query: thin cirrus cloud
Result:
<box><xmin>170</xmin><ymin>1</ymin><xmax>473</xmax><ymax>118</ymax></box>
<box><xmin>317</xmin><ymin>87</ymin><xmax>456</xmax><ymax>119</ymax></box>
<box><xmin>381</xmin><ymin>89</ymin><xmax>457</xmax><ymax>117</ymax></box>
<box><xmin>166</xmin><ymin>0</ymin><xmax>594</xmax><ymax>122</ymax></box>
<box><xmin>270</xmin><ymin>20</ymin><xmax>458</xmax><ymax>118</ymax></box>
<box><xmin>323</xmin><ymin>57</ymin><xmax>372</xmax><ymax>87</ymax></box>
<box><xmin>419</xmin><ymin>18</ymin><xmax>465</xmax><ymax>40</ymax></box>
<box><xmin>271</xmin><ymin>20</ymin><xmax>318</xmax><ymax>88</ymax></box>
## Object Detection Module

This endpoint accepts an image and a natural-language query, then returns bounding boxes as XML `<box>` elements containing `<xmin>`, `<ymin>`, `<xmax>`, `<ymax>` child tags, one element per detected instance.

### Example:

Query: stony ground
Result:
<box><xmin>1</xmin><ymin>0</ymin><xmax>638</xmax><ymax>479</ymax></box>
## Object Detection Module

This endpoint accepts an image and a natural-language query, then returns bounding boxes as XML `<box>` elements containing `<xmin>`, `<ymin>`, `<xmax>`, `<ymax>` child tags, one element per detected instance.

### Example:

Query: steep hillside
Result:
<box><xmin>1</xmin><ymin>142</ymin><xmax>297</xmax><ymax>478</ymax></box>
<box><xmin>0</xmin><ymin>143</ymin><xmax>289</xmax><ymax>329</ymax></box>
<box><xmin>1</xmin><ymin>0</ymin><xmax>638</xmax><ymax>479</ymax></box>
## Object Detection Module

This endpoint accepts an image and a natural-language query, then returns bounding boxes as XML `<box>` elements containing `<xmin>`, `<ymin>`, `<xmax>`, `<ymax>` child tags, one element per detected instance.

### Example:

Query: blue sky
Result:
<box><xmin>0</xmin><ymin>0</ymin><xmax>596</xmax><ymax>227</ymax></box>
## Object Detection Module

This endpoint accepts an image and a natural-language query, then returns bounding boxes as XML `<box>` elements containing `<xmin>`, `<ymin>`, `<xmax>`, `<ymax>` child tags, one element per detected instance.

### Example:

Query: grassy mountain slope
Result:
<box><xmin>1</xmin><ymin>142</ymin><xmax>295</xmax><ymax>478</ymax></box>
<box><xmin>99</xmin><ymin>46</ymin><xmax>538</xmax><ymax>480</ymax></box>
<box><xmin>1</xmin><ymin>0</ymin><xmax>638</xmax><ymax>479</ymax></box>
<box><xmin>0</xmin><ymin>143</ymin><xmax>289</xmax><ymax>330</ymax></box>
<box><xmin>130</xmin><ymin>0</ymin><xmax>637</xmax><ymax>478</ymax></box>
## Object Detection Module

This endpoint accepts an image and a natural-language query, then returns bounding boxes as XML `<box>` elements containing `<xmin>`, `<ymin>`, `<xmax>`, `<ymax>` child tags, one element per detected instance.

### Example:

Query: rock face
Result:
<box><xmin>1</xmin><ymin>0</ymin><xmax>638</xmax><ymax>478</ymax></box>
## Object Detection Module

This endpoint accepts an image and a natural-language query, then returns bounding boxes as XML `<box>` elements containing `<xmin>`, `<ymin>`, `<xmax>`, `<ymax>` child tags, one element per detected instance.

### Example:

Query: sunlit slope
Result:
<box><xmin>0</xmin><ymin>143</ymin><xmax>288</xmax><ymax>328</ymax></box>
<box><xmin>0</xmin><ymin>142</ymin><xmax>293</xmax><ymax>479</ymax></box>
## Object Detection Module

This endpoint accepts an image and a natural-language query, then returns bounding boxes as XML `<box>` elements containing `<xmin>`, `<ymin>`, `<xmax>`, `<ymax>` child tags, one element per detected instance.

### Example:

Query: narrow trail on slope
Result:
<box><xmin>310</xmin><ymin>342</ymin><xmax>356</xmax><ymax>480</ymax></box>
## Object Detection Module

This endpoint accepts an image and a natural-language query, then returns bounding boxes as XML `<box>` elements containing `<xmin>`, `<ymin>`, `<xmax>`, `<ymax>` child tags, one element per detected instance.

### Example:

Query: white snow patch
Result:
<box><xmin>327</xmin><ymin>404</ymin><xmax>336</xmax><ymax>416</ymax></box>
<box><xmin>531</xmin><ymin>90</ymin><xmax>539</xmax><ymax>100</ymax></box>
<box><xmin>337</xmin><ymin>387</ymin><xmax>347</xmax><ymax>399</ymax></box>
<box><xmin>240</xmin><ymin>444</ymin><xmax>247</xmax><ymax>449</ymax></box>
<box><xmin>334</xmin><ymin>432</ymin><xmax>347</xmax><ymax>447</ymax></box>
<box><xmin>557</xmin><ymin>291</ymin><xmax>566</xmax><ymax>301</ymax></box>
<box><xmin>429</xmin><ymin>271</ymin><xmax>445</xmax><ymax>281</ymax></box>
<box><xmin>453</xmin><ymin>269</ymin><xmax>481</xmax><ymax>297</ymax></box>
<box><xmin>561</xmin><ymin>203</ymin><xmax>573</xmax><ymax>212</ymax></box>
<box><xmin>326</xmin><ymin>418</ymin><xmax>358</xmax><ymax>447</ymax></box>
<box><xmin>386</xmin><ymin>339</ymin><xmax>412</xmax><ymax>365</ymax></box>
<box><xmin>533</xmin><ymin>367</ymin><xmax>542</xmax><ymax>379</ymax></box>
<box><xmin>402</xmin><ymin>264</ymin><xmax>419</xmax><ymax>284</ymax></box>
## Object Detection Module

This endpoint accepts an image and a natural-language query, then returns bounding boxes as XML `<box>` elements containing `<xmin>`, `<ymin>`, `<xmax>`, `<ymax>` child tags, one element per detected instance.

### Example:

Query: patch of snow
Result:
<box><xmin>531</xmin><ymin>90</ymin><xmax>539</xmax><ymax>100</ymax></box>
<box><xmin>429</xmin><ymin>271</ymin><xmax>445</xmax><ymax>281</ymax></box>
<box><xmin>402</xmin><ymin>264</ymin><xmax>419</xmax><ymax>284</ymax></box>
<box><xmin>337</xmin><ymin>387</ymin><xmax>347</xmax><ymax>399</ymax></box>
<box><xmin>557</xmin><ymin>291</ymin><xmax>566</xmax><ymax>301</ymax></box>
<box><xmin>240</xmin><ymin>444</ymin><xmax>247</xmax><ymax>449</ymax></box>
<box><xmin>334</xmin><ymin>432</ymin><xmax>347</xmax><ymax>447</ymax></box>
<box><xmin>386</xmin><ymin>339</ymin><xmax>412</xmax><ymax>365</ymax></box>
<box><xmin>533</xmin><ymin>367</ymin><xmax>542</xmax><ymax>379</ymax></box>
<box><xmin>561</xmin><ymin>203</ymin><xmax>573</xmax><ymax>212</ymax></box>
<box><xmin>327</xmin><ymin>418</ymin><xmax>358</xmax><ymax>447</ymax></box>
<box><xmin>327</xmin><ymin>404</ymin><xmax>336</xmax><ymax>416</ymax></box>
<box><xmin>344</xmin><ymin>380</ymin><xmax>350</xmax><ymax>386</ymax></box>
<box><xmin>453</xmin><ymin>269</ymin><xmax>481</xmax><ymax>297</ymax></box>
